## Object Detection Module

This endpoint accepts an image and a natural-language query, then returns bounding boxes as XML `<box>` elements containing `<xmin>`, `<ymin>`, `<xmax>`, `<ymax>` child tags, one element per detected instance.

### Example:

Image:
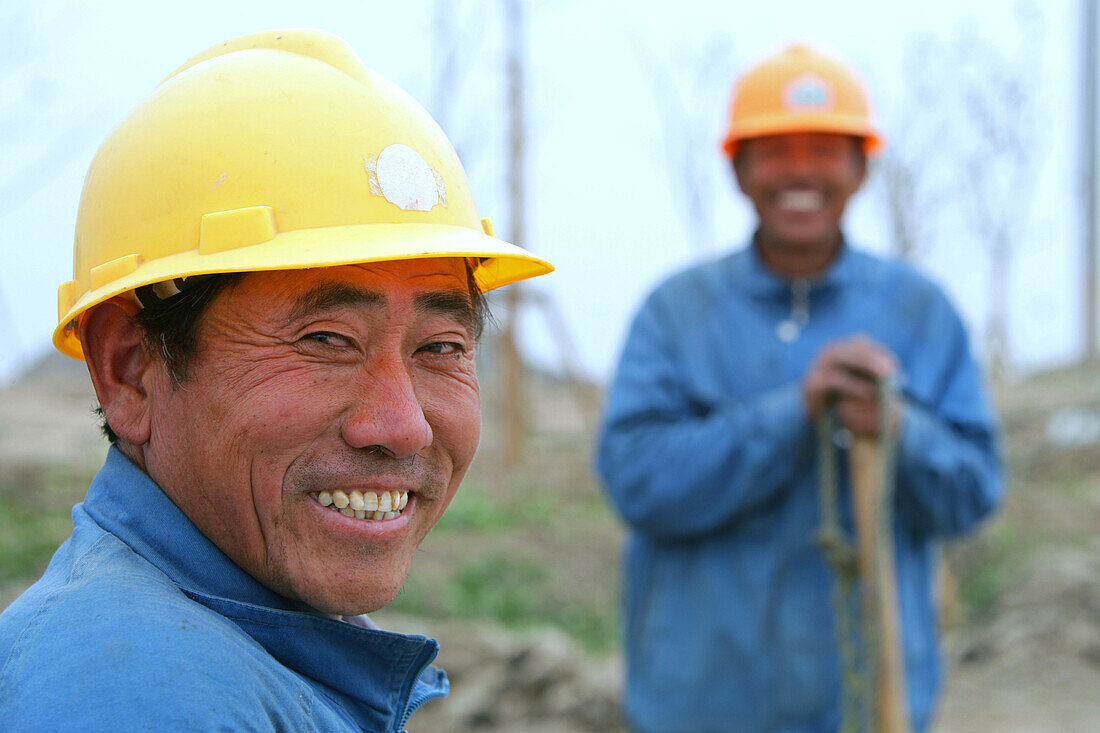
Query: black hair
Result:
<box><xmin>98</xmin><ymin>274</ymin><xmax>241</xmax><ymax>444</ymax></box>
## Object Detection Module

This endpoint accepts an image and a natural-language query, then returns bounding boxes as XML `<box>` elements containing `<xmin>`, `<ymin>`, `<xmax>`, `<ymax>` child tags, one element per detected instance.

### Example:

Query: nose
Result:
<box><xmin>782</xmin><ymin>142</ymin><xmax>815</xmax><ymax>176</ymax></box>
<box><xmin>341</xmin><ymin>356</ymin><xmax>433</xmax><ymax>459</ymax></box>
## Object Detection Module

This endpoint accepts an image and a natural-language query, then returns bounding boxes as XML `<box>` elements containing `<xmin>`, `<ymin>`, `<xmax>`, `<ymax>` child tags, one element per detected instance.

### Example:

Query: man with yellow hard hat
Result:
<box><xmin>0</xmin><ymin>30</ymin><xmax>551</xmax><ymax>730</ymax></box>
<box><xmin>597</xmin><ymin>45</ymin><xmax>1001</xmax><ymax>732</ymax></box>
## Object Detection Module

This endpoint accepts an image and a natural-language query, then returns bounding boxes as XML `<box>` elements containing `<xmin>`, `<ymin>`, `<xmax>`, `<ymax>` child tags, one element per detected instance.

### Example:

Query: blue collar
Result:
<box><xmin>729</xmin><ymin>236</ymin><xmax>858</xmax><ymax>297</ymax></box>
<box><xmin>82</xmin><ymin>447</ymin><xmax>448</xmax><ymax>731</ymax></box>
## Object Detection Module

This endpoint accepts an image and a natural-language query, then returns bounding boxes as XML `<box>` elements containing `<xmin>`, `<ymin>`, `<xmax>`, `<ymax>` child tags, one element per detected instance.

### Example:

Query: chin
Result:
<box><xmin>772</xmin><ymin>222</ymin><xmax>835</xmax><ymax>246</ymax></box>
<box><xmin>284</xmin><ymin>569</ymin><xmax>407</xmax><ymax>617</ymax></box>
<box><xmin>304</xmin><ymin>589</ymin><xmax>398</xmax><ymax>617</ymax></box>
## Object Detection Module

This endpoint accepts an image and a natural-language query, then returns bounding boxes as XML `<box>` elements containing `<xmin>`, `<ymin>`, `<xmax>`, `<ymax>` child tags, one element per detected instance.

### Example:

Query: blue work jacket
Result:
<box><xmin>596</xmin><ymin>243</ymin><xmax>1002</xmax><ymax>733</ymax></box>
<box><xmin>0</xmin><ymin>447</ymin><xmax>448</xmax><ymax>731</ymax></box>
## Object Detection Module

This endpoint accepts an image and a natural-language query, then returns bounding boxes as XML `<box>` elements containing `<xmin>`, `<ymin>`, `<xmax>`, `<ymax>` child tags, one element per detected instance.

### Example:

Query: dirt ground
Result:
<box><xmin>930</xmin><ymin>368</ymin><xmax>1100</xmax><ymax>731</ymax></box>
<box><xmin>3</xmin><ymin>353</ymin><xmax>1100</xmax><ymax>731</ymax></box>
<box><xmin>935</xmin><ymin>542</ymin><xmax>1100</xmax><ymax>731</ymax></box>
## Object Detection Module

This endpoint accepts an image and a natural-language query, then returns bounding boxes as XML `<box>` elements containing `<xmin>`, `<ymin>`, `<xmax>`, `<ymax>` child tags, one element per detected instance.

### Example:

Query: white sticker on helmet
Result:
<box><xmin>364</xmin><ymin>144</ymin><xmax>447</xmax><ymax>212</ymax></box>
<box><xmin>783</xmin><ymin>74</ymin><xmax>834</xmax><ymax>111</ymax></box>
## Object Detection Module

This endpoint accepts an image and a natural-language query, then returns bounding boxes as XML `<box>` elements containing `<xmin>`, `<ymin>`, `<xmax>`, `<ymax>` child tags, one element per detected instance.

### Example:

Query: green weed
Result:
<box><xmin>390</xmin><ymin>553</ymin><xmax>618</xmax><ymax>652</ymax></box>
<box><xmin>435</xmin><ymin>485</ymin><xmax>560</xmax><ymax>532</ymax></box>
<box><xmin>956</xmin><ymin>520</ymin><xmax>1030</xmax><ymax>621</ymax></box>
<box><xmin>0</xmin><ymin>496</ymin><xmax>72</xmax><ymax>583</ymax></box>
<box><xmin>436</xmin><ymin>486</ymin><xmax>513</xmax><ymax>532</ymax></box>
<box><xmin>447</xmin><ymin>555</ymin><xmax>547</xmax><ymax>625</ymax></box>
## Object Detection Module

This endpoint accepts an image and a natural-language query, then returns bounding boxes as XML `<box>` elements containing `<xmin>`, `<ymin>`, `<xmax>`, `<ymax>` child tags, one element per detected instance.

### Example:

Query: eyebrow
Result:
<box><xmin>287</xmin><ymin>284</ymin><xmax>383</xmax><ymax>322</ymax></box>
<box><xmin>287</xmin><ymin>282</ymin><xmax>477</xmax><ymax>334</ymax></box>
<box><xmin>414</xmin><ymin>289</ymin><xmax>478</xmax><ymax>335</ymax></box>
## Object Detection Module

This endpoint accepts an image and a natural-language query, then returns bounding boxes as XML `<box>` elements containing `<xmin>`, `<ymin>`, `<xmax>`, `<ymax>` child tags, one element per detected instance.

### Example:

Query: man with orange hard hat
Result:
<box><xmin>597</xmin><ymin>45</ymin><xmax>1001</xmax><ymax>732</ymax></box>
<box><xmin>0</xmin><ymin>30</ymin><xmax>551</xmax><ymax>731</ymax></box>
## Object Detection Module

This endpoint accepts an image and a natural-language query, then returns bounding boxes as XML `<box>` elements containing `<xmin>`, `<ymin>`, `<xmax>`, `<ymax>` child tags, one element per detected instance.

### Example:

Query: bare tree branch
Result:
<box><xmin>630</xmin><ymin>32</ymin><xmax>736</xmax><ymax>255</ymax></box>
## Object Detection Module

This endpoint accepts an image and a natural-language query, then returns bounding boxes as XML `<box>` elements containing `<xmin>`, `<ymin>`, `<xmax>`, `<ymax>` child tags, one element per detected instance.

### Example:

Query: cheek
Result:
<box><xmin>212</xmin><ymin>367</ymin><xmax>354</xmax><ymax>496</ymax></box>
<box><xmin>228</xmin><ymin>360</ymin><xmax>351</xmax><ymax>431</ymax></box>
<box><xmin>421</xmin><ymin>374</ymin><xmax>481</xmax><ymax>466</ymax></box>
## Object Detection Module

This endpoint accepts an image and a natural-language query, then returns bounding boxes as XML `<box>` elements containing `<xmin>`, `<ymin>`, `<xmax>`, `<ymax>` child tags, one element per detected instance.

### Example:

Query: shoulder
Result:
<box><xmin>655</xmin><ymin>249</ymin><xmax>742</xmax><ymax>296</ymax></box>
<box><xmin>0</xmin><ymin>534</ymin><xmax>314</xmax><ymax>730</ymax></box>
<box><xmin>639</xmin><ymin>250</ymin><xmax>745</xmax><ymax>319</ymax></box>
<box><xmin>848</xmin><ymin>248</ymin><xmax>962</xmax><ymax>325</ymax></box>
<box><xmin>849</xmin><ymin>247</ymin><xmax>938</xmax><ymax>291</ymax></box>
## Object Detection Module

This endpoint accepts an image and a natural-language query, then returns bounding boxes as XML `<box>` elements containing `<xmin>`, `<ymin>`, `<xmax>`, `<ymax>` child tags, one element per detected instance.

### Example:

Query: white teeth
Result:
<box><xmin>777</xmin><ymin>190</ymin><xmax>823</xmax><ymax>212</ymax></box>
<box><xmin>309</xmin><ymin>490</ymin><xmax>409</xmax><ymax>521</ymax></box>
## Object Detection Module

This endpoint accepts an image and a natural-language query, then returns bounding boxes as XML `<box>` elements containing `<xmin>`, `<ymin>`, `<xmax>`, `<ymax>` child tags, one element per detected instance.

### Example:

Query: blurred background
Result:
<box><xmin>2</xmin><ymin>0</ymin><xmax>1099</xmax><ymax>730</ymax></box>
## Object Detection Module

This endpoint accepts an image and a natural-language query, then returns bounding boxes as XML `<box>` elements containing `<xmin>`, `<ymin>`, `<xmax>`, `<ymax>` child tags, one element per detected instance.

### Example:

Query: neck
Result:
<box><xmin>117</xmin><ymin>440</ymin><xmax>149</xmax><ymax>474</ymax></box>
<box><xmin>755</xmin><ymin>231</ymin><xmax>842</xmax><ymax>279</ymax></box>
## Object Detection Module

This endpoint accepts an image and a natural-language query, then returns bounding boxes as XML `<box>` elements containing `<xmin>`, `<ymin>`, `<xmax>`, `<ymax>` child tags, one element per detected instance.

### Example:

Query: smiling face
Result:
<box><xmin>139</xmin><ymin>258</ymin><xmax>481</xmax><ymax>615</ymax></box>
<box><xmin>733</xmin><ymin>132</ymin><xmax>866</xmax><ymax>259</ymax></box>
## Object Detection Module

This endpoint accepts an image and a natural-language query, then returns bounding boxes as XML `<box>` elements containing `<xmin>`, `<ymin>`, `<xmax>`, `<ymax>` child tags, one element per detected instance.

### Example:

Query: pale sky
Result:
<box><xmin>0</xmin><ymin>0</ymin><xmax>1088</xmax><ymax>384</ymax></box>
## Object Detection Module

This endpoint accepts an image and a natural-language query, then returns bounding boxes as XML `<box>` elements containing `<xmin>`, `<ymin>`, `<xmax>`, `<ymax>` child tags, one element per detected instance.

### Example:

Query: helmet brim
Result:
<box><xmin>54</xmin><ymin>223</ymin><xmax>552</xmax><ymax>360</ymax></box>
<box><xmin>722</xmin><ymin>115</ymin><xmax>883</xmax><ymax>157</ymax></box>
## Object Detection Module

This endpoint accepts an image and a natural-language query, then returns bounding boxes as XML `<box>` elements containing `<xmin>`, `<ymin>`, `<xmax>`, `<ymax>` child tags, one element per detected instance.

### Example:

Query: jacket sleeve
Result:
<box><xmin>893</xmin><ymin>293</ymin><xmax>1004</xmax><ymax>538</ymax></box>
<box><xmin>596</xmin><ymin>289</ymin><xmax>813</xmax><ymax>541</ymax></box>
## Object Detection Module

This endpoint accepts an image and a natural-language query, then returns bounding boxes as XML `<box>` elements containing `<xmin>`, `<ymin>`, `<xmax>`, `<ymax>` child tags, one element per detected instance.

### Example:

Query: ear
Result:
<box><xmin>731</xmin><ymin>150</ymin><xmax>749</xmax><ymax>195</ymax></box>
<box><xmin>80</xmin><ymin>298</ymin><xmax>156</xmax><ymax>448</ymax></box>
<box><xmin>852</xmin><ymin>143</ymin><xmax>869</xmax><ymax>188</ymax></box>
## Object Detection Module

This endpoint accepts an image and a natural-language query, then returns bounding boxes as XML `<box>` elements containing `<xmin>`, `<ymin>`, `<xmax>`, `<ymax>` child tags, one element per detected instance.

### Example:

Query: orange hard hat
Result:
<box><xmin>721</xmin><ymin>44</ymin><xmax>882</xmax><ymax>157</ymax></box>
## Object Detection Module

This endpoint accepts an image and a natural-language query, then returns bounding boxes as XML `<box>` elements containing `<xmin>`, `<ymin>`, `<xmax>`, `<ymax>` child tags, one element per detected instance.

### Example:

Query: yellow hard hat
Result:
<box><xmin>721</xmin><ymin>44</ymin><xmax>882</xmax><ymax>157</ymax></box>
<box><xmin>55</xmin><ymin>29</ymin><xmax>553</xmax><ymax>360</ymax></box>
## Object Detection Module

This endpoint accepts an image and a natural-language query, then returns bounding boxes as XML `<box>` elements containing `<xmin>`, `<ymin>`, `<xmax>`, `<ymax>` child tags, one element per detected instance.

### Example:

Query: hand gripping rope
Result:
<box><xmin>816</xmin><ymin>377</ymin><xmax>911</xmax><ymax>733</ymax></box>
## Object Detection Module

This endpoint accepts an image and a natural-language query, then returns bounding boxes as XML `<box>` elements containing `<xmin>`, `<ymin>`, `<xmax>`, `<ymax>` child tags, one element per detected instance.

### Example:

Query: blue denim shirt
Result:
<box><xmin>597</xmin><ymin>243</ymin><xmax>1002</xmax><ymax>733</ymax></box>
<box><xmin>0</xmin><ymin>447</ymin><xmax>448</xmax><ymax>731</ymax></box>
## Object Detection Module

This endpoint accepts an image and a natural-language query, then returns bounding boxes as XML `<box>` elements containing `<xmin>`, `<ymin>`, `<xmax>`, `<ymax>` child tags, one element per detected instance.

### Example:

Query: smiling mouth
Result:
<box><xmin>311</xmin><ymin>489</ymin><xmax>409</xmax><ymax>521</ymax></box>
<box><xmin>776</xmin><ymin>190</ymin><xmax>824</xmax><ymax>212</ymax></box>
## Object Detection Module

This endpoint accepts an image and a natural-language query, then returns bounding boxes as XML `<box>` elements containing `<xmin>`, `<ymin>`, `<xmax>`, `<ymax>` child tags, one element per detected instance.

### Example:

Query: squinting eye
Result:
<box><xmin>419</xmin><ymin>342</ymin><xmax>464</xmax><ymax>356</ymax></box>
<box><xmin>304</xmin><ymin>332</ymin><xmax>352</xmax><ymax>348</ymax></box>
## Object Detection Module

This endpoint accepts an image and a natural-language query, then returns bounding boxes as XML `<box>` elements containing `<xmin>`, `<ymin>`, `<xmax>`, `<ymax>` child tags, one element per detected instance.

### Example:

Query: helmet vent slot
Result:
<box><xmin>199</xmin><ymin>206</ymin><xmax>278</xmax><ymax>255</ymax></box>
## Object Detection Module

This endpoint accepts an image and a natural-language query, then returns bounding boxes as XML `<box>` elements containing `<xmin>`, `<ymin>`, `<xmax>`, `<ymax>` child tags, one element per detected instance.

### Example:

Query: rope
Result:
<box><xmin>816</xmin><ymin>378</ymin><xmax>899</xmax><ymax>733</ymax></box>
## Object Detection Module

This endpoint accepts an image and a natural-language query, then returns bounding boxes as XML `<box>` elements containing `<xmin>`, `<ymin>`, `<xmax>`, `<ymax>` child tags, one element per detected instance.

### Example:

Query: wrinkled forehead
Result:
<box><xmin>738</xmin><ymin>131</ymin><xmax>864</xmax><ymax>154</ymax></box>
<box><xmin>227</xmin><ymin>257</ymin><xmax>478</xmax><ymax>331</ymax></box>
<box><xmin>344</xmin><ymin>256</ymin><xmax>471</xmax><ymax>285</ymax></box>
<box><xmin>238</xmin><ymin>257</ymin><xmax>471</xmax><ymax>296</ymax></box>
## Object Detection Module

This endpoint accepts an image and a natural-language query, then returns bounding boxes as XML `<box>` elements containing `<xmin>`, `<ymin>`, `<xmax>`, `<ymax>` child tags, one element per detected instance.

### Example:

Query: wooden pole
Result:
<box><xmin>849</xmin><ymin>436</ymin><xmax>910</xmax><ymax>733</ymax></box>
<box><xmin>1082</xmin><ymin>0</ymin><xmax>1099</xmax><ymax>362</ymax></box>
<box><xmin>501</xmin><ymin>0</ymin><xmax>528</xmax><ymax>465</ymax></box>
